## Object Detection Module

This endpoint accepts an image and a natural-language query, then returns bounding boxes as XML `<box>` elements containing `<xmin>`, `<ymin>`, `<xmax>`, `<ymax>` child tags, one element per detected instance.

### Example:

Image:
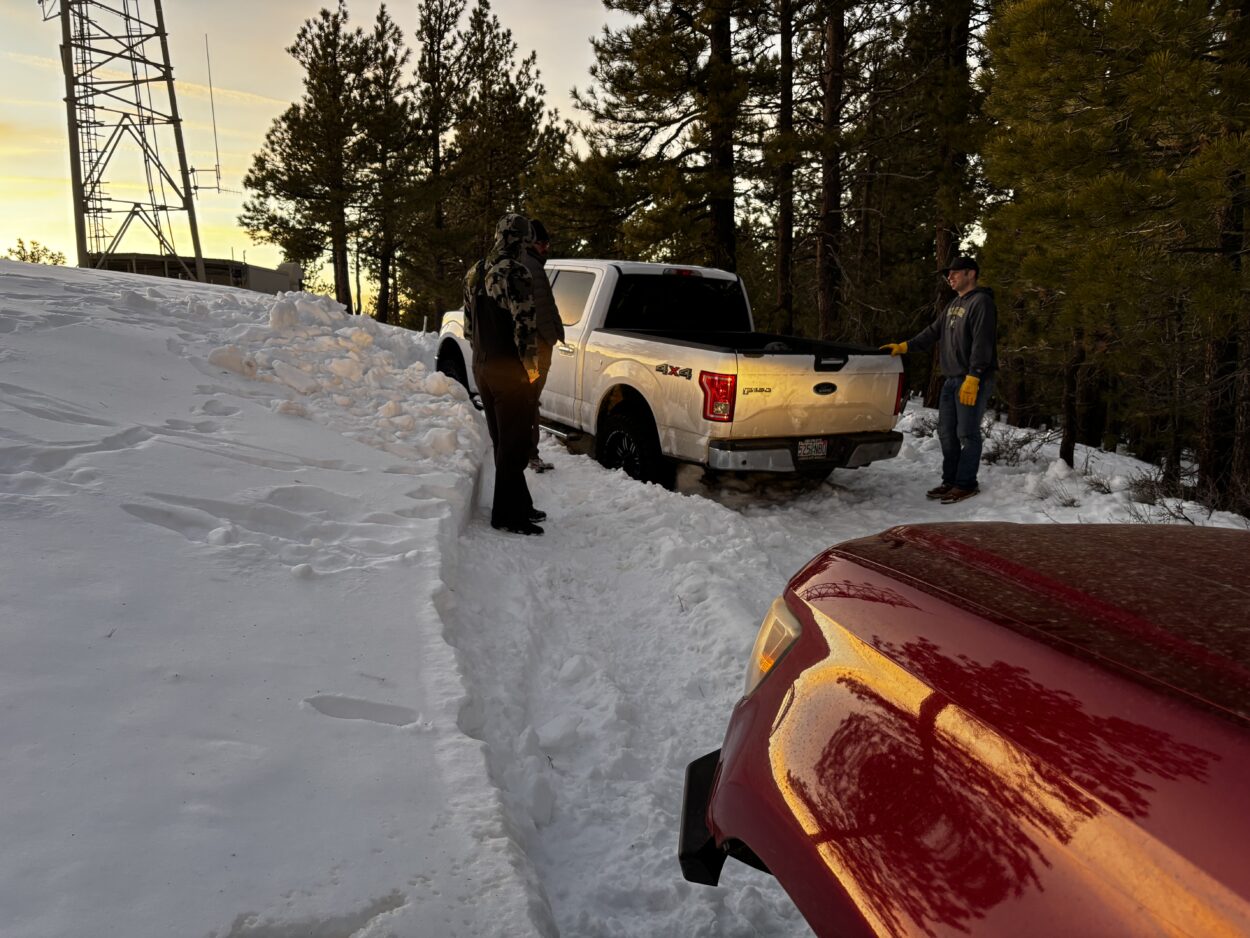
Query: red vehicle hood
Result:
<box><xmin>767</xmin><ymin>522</ymin><xmax>1250</xmax><ymax>935</ymax></box>
<box><xmin>825</xmin><ymin>522</ymin><xmax>1250</xmax><ymax>726</ymax></box>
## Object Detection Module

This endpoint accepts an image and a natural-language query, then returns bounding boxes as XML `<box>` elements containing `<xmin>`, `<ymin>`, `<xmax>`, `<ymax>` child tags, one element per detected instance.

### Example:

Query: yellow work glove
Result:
<box><xmin>959</xmin><ymin>374</ymin><xmax>980</xmax><ymax>406</ymax></box>
<box><xmin>880</xmin><ymin>342</ymin><xmax>907</xmax><ymax>356</ymax></box>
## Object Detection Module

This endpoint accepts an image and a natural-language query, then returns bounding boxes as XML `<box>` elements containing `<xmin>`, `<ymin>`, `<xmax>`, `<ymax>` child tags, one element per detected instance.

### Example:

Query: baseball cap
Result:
<box><xmin>939</xmin><ymin>255</ymin><xmax>979</xmax><ymax>274</ymax></box>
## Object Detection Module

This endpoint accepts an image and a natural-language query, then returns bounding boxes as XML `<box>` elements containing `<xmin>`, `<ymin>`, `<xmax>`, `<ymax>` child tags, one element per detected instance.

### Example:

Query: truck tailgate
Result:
<box><xmin>730</xmin><ymin>352</ymin><xmax>902</xmax><ymax>438</ymax></box>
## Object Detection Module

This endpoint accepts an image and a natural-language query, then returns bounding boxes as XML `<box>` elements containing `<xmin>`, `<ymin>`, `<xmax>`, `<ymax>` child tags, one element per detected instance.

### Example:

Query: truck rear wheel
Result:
<box><xmin>436</xmin><ymin>343</ymin><xmax>469</xmax><ymax>390</ymax></box>
<box><xmin>436</xmin><ymin>343</ymin><xmax>480</xmax><ymax>409</ymax></box>
<box><xmin>597</xmin><ymin>411</ymin><xmax>673</xmax><ymax>487</ymax></box>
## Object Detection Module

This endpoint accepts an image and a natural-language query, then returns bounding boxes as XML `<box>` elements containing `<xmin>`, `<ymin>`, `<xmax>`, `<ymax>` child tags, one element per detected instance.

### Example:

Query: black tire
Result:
<box><xmin>436</xmin><ymin>343</ymin><xmax>481</xmax><ymax>409</ymax></box>
<box><xmin>597</xmin><ymin>410</ymin><xmax>674</xmax><ymax>487</ymax></box>
<box><xmin>436</xmin><ymin>343</ymin><xmax>469</xmax><ymax>389</ymax></box>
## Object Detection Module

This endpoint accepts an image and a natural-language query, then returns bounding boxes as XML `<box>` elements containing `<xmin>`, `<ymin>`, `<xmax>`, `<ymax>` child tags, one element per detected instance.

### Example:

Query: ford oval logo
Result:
<box><xmin>813</xmin><ymin>382</ymin><xmax>837</xmax><ymax>396</ymax></box>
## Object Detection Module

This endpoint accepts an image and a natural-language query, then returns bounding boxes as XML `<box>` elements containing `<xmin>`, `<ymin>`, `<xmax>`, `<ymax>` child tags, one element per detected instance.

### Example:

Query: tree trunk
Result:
<box><xmin>331</xmin><ymin>194</ymin><xmax>353</xmax><ymax>311</ymax></box>
<box><xmin>377</xmin><ymin>241</ymin><xmax>392</xmax><ymax>325</ymax></box>
<box><xmin>817</xmin><ymin>5</ymin><xmax>846</xmax><ymax>340</ymax></box>
<box><xmin>706</xmin><ymin>0</ymin><xmax>737</xmax><ymax>272</ymax></box>
<box><xmin>1059</xmin><ymin>328</ymin><xmax>1085</xmax><ymax>468</ymax></box>
<box><xmin>1199</xmin><ymin>327</ymin><xmax>1236</xmax><ymax>503</ymax></box>
<box><xmin>926</xmin><ymin>0</ymin><xmax>974</xmax><ymax>408</ymax></box>
<box><xmin>775</xmin><ymin>0</ymin><xmax>795</xmax><ymax>335</ymax></box>
<box><xmin>1202</xmin><ymin>1</ymin><xmax>1250</xmax><ymax>507</ymax></box>
<box><xmin>354</xmin><ymin>233</ymin><xmax>363</xmax><ymax>316</ymax></box>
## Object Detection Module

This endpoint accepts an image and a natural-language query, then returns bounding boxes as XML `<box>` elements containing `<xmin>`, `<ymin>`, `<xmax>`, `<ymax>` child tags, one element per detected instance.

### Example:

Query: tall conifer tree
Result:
<box><xmin>241</xmin><ymin>2</ymin><xmax>367</xmax><ymax>310</ymax></box>
<box><xmin>358</xmin><ymin>5</ymin><xmax>419</xmax><ymax>324</ymax></box>
<box><xmin>984</xmin><ymin>0</ymin><xmax>1250</xmax><ymax>496</ymax></box>
<box><xmin>575</xmin><ymin>1</ymin><xmax>755</xmax><ymax>268</ymax></box>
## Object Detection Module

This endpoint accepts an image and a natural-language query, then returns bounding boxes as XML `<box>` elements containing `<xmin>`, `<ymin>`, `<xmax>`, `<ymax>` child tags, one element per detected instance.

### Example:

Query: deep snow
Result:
<box><xmin>1</xmin><ymin>259</ymin><xmax>1243</xmax><ymax>938</ymax></box>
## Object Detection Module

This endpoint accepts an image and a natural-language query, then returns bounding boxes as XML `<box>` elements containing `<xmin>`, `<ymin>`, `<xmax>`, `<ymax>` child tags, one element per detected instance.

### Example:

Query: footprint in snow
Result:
<box><xmin>304</xmin><ymin>694</ymin><xmax>420</xmax><ymax>727</ymax></box>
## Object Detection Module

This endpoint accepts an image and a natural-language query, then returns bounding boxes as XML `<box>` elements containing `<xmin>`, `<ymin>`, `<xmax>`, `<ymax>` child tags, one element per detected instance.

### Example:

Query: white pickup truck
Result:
<box><xmin>436</xmin><ymin>259</ymin><xmax>905</xmax><ymax>485</ymax></box>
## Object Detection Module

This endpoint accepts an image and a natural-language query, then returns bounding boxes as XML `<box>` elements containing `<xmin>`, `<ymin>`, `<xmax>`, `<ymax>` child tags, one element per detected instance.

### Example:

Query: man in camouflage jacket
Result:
<box><xmin>464</xmin><ymin>213</ymin><xmax>544</xmax><ymax>535</ymax></box>
<box><xmin>519</xmin><ymin>218</ymin><xmax>563</xmax><ymax>472</ymax></box>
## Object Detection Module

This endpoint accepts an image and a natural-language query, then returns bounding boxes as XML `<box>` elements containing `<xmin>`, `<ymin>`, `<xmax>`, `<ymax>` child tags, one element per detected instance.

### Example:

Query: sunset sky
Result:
<box><xmin>0</xmin><ymin>0</ymin><xmax>623</xmax><ymax>272</ymax></box>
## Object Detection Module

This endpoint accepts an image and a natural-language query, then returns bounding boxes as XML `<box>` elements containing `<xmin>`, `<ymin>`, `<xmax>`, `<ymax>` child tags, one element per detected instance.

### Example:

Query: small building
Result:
<box><xmin>89</xmin><ymin>253</ymin><xmax>303</xmax><ymax>295</ymax></box>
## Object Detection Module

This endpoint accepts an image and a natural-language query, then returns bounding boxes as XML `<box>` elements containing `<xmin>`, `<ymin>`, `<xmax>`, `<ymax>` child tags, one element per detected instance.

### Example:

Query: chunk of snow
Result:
<box><xmin>269</xmin><ymin>298</ymin><xmax>299</xmax><ymax>330</ymax></box>
<box><xmin>207</xmin><ymin>345</ymin><xmax>257</xmax><ymax>378</ymax></box>
<box><xmin>272</xmin><ymin>360</ymin><xmax>320</xmax><ymax>395</ymax></box>
<box><xmin>328</xmin><ymin>358</ymin><xmax>364</xmax><ymax>381</ymax></box>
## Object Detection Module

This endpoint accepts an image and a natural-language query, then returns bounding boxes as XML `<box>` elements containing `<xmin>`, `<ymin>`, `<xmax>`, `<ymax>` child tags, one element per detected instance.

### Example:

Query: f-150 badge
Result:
<box><xmin>656</xmin><ymin>363</ymin><xmax>693</xmax><ymax>380</ymax></box>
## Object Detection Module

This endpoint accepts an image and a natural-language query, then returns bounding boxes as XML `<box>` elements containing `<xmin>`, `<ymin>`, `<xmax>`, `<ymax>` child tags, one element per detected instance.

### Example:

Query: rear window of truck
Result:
<box><xmin>603</xmin><ymin>273</ymin><xmax>751</xmax><ymax>333</ymax></box>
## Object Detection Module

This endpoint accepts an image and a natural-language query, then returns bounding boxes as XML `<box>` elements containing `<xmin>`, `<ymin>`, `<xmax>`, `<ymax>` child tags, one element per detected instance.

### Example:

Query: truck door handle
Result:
<box><xmin>556</xmin><ymin>343</ymin><xmax>575</xmax><ymax>356</ymax></box>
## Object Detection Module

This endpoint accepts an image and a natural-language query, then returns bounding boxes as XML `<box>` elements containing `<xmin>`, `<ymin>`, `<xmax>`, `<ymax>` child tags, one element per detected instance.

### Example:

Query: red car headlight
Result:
<box><xmin>744</xmin><ymin>596</ymin><xmax>802</xmax><ymax>697</ymax></box>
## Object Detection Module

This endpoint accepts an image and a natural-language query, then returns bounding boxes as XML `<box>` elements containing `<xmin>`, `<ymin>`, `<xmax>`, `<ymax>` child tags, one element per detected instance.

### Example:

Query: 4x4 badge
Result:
<box><xmin>656</xmin><ymin>363</ymin><xmax>693</xmax><ymax>380</ymax></box>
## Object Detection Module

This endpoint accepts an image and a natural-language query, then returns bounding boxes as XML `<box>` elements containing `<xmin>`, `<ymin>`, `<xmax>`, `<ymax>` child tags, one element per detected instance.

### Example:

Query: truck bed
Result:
<box><xmin>599</xmin><ymin>328</ymin><xmax>887</xmax><ymax>368</ymax></box>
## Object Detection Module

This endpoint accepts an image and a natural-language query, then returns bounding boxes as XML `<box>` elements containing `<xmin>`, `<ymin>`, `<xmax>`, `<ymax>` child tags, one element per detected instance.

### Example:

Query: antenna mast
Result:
<box><xmin>40</xmin><ymin>0</ymin><xmax>206</xmax><ymax>281</ymax></box>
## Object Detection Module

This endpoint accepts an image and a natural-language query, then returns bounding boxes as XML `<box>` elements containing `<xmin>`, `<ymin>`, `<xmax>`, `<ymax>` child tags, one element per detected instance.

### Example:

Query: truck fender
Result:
<box><xmin>594</xmin><ymin>386</ymin><xmax>673</xmax><ymax>487</ymax></box>
<box><xmin>435</xmin><ymin>312</ymin><xmax>478</xmax><ymax>399</ymax></box>
<box><xmin>582</xmin><ymin>356</ymin><xmax>669</xmax><ymax>434</ymax></box>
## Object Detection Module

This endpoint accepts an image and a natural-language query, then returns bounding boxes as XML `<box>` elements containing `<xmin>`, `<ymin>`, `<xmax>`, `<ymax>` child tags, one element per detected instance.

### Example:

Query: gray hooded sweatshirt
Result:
<box><xmin>906</xmin><ymin>285</ymin><xmax>999</xmax><ymax>379</ymax></box>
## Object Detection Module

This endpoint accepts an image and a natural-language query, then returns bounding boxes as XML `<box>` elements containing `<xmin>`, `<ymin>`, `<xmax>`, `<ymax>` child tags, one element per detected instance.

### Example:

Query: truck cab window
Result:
<box><xmin>551</xmin><ymin>270</ymin><xmax>596</xmax><ymax>328</ymax></box>
<box><xmin>604</xmin><ymin>274</ymin><xmax>751</xmax><ymax>332</ymax></box>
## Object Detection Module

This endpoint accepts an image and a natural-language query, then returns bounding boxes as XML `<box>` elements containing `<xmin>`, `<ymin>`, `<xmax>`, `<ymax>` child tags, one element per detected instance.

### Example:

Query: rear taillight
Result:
<box><xmin>894</xmin><ymin>373</ymin><xmax>905</xmax><ymax>415</ymax></box>
<box><xmin>699</xmin><ymin>371</ymin><xmax>736</xmax><ymax>422</ymax></box>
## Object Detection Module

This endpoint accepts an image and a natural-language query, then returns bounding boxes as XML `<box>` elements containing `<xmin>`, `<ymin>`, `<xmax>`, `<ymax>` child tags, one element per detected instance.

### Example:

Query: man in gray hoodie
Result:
<box><xmin>519</xmin><ymin>219</ymin><xmax>564</xmax><ymax>473</ymax></box>
<box><xmin>881</xmin><ymin>255</ymin><xmax>998</xmax><ymax>504</ymax></box>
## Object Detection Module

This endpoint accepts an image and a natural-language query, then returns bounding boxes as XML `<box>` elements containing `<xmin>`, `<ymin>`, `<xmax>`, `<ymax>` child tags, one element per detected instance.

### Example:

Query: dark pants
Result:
<box><xmin>937</xmin><ymin>374</ymin><xmax>995</xmax><ymax>490</ymax></box>
<box><xmin>529</xmin><ymin>342</ymin><xmax>553</xmax><ymax>460</ymax></box>
<box><xmin>474</xmin><ymin>358</ymin><xmax>535</xmax><ymax>527</ymax></box>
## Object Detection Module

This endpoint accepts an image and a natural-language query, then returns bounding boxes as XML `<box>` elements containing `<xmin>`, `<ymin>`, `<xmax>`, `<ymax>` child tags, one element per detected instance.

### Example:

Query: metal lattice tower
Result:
<box><xmin>41</xmin><ymin>0</ymin><xmax>205</xmax><ymax>281</ymax></box>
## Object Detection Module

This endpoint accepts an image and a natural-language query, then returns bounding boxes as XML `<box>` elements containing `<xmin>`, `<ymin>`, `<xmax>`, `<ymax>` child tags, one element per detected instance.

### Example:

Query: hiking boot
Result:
<box><xmin>528</xmin><ymin>457</ymin><xmax>554</xmax><ymax>473</ymax></box>
<box><xmin>940</xmin><ymin>486</ymin><xmax>979</xmax><ymax>504</ymax></box>
<box><xmin>926</xmin><ymin>483</ymin><xmax>954</xmax><ymax>500</ymax></box>
<box><xmin>528</xmin><ymin>508</ymin><xmax>547</xmax><ymax>523</ymax></box>
<box><xmin>491</xmin><ymin>519</ymin><xmax>544</xmax><ymax>536</ymax></box>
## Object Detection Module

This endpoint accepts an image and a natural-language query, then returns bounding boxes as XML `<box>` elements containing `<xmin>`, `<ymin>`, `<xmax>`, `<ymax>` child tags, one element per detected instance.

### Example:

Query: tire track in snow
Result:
<box><xmin>442</xmin><ymin>443</ymin><xmax>814</xmax><ymax>937</ymax></box>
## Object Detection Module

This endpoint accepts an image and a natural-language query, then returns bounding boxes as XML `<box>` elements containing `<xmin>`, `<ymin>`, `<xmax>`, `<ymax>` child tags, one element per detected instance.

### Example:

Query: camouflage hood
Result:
<box><xmin>488</xmin><ymin>213</ymin><xmax>531</xmax><ymax>264</ymax></box>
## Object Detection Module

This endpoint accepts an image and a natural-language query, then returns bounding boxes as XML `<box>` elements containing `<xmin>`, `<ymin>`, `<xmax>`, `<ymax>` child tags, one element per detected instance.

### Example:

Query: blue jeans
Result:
<box><xmin>937</xmin><ymin>374</ymin><xmax>995</xmax><ymax>490</ymax></box>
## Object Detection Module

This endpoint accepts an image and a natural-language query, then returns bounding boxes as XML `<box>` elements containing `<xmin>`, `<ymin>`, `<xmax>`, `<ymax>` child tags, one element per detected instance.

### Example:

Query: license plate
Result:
<box><xmin>797</xmin><ymin>437</ymin><xmax>827</xmax><ymax>459</ymax></box>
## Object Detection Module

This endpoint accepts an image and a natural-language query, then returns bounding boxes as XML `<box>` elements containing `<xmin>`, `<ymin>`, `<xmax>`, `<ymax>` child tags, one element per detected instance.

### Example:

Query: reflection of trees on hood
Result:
<box><xmin>784</xmin><ymin>638</ymin><xmax>1216</xmax><ymax>937</ymax></box>
<box><xmin>879</xmin><ymin>637</ymin><xmax>1216</xmax><ymax>817</ymax></box>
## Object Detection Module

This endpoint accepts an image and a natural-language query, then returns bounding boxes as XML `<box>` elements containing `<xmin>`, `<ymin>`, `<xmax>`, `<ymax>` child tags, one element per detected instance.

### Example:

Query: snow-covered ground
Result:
<box><xmin>1</xmin><ymin>259</ymin><xmax>1244</xmax><ymax>938</ymax></box>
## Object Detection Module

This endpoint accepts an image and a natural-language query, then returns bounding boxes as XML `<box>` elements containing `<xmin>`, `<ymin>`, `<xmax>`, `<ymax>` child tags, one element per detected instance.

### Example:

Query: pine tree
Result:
<box><xmin>575</xmin><ymin>1</ymin><xmax>758</xmax><ymax>269</ymax></box>
<box><xmin>983</xmin><ymin>0</ymin><xmax>1250</xmax><ymax>498</ymax></box>
<box><xmin>400</xmin><ymin>0</ymin><xmax>469</xmax><ymax>329</ymax></box>
<box><xmin>450</xmin><ymin>1</ymin><xmax>562</xmax><ymax>255</ymax></box>
<box><xmin>774</xmin><ymin>0</ymin><xmax>798</xmax><ymax>334</ymax></box>
<box><xmin>357</xmin><ymin>4</ymin><xmax>419</xmax><ymax>324</ymax></box>
<box><xmin>816</xmin><ymin>1</ymin><xmax>849</xmax><ymax>338</ymax></box>
<box><xmin>241</xmin><ymin>2</ymin><xmax>368</xmax><ymax>310</ymax></box>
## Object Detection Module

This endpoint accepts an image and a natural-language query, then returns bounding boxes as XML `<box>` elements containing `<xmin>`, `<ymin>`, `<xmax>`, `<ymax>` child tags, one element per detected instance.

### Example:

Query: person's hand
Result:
<box><xmin>959</xmin><ymin>374</ymin><xmax>980</xmax><ymax>406</ymax></box>
<box><xmin>526</xmin><ymin>364</ymin><xmax>540</xmax><ymax>384</ymax></box>
<box><xmin>880</xmin><ymin>342</ymin><xmax>907</xmax><ymax>356</ymax></box>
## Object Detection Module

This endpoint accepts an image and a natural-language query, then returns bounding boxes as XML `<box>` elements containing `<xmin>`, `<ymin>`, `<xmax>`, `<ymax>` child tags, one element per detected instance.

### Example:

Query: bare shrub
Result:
<box><xmin>1125</xmin><ymin>469</ymin><xmax>1204</xmax><ymax>524</ymax></box>
<box><xmin>983</xmin><ymin>425</ymin><xmax>1061</xmax><ymax>467</ymax></box>
<box><xmin>1084</xmin><ymin>473</ymin><xmax>1113</xmax><ymax>495</ymax></box>
<box><xmin>909</xmin><ymin>413</ymin><xmax>938</xmax><ymax>438</ymax></box>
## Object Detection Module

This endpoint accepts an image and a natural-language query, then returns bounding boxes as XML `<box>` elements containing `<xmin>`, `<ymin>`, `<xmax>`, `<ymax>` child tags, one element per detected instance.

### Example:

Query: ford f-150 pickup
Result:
<box><xmin>436</xmin><ymin>259</ymin><xmax>905</xmax><ymax>484</ymax></box>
